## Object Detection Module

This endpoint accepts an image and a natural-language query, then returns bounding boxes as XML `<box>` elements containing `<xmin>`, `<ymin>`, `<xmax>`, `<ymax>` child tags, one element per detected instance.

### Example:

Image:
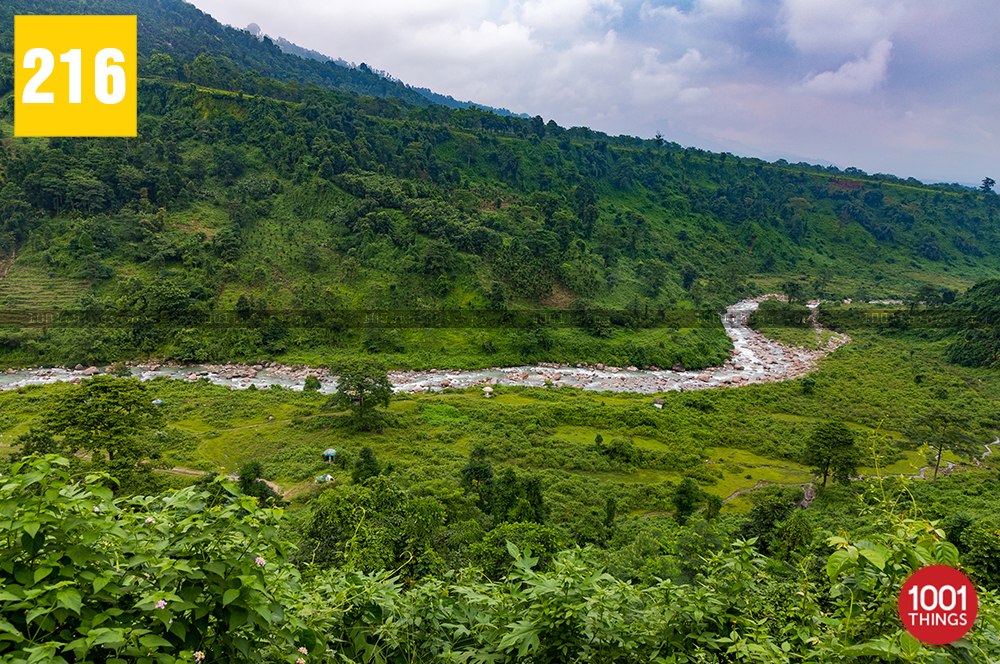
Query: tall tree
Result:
<box><xmin>803</xmin><ymin>422</ymin><xmax>858</xmax><ymax>487</ymax></box>
<box><xmin>351</xmin><ymin>446</ymin><xmax>383</xmax><ymax>484</ymax></box>
<box><xmin>326</xmin><ymin>358</ymin><xmax>393</xmax><ymax>429</ymax></box>
<box><xmin>907</xmin><ymin>409</ymin><xmax>981</xmax><ymax>481</ymax></box>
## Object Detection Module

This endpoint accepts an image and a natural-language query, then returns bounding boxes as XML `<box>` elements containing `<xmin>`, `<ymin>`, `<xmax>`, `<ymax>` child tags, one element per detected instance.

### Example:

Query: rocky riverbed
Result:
<box><xmin>0</xmin><ymin>295</ymin><xmax>851</xmax><ymax>394</ymax></box>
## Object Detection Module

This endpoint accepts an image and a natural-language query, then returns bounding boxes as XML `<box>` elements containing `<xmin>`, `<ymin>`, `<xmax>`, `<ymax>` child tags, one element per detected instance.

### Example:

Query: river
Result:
<box><xmin>0</xmin><ymin>295</ymin><xmax>848</xmax><ymax>394</ymax></box>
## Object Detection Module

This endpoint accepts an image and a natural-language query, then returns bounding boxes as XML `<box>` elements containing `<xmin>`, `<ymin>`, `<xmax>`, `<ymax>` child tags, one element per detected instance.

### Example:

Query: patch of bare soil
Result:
<box><xmin>539</xmin><ymin>283</ymin><xmax>576</xmax><ymax>309</ymax></box>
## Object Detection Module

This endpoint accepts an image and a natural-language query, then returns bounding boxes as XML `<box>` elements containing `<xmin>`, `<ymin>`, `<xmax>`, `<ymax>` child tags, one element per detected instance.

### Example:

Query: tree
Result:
<box><xmin>303</xmin><ymin>374</ymin><xmax>322</xmax><ymax>391</ymax></box>
<box><xmin>530</xmin><ymin>115</ymin><xmax>545</xmax><ymax>139</ymax></box>
<box><xmin>680</xmin><ymin>263</ymin><xmax>698</xmax><ymax>291</ymax></box>
<box><xmin>146</xmin><ymin>51</ymin><xmax>177</xmax><ymax>79</ymax></box>
<box><xmin>738</xmin><ymin>485</ymin><xmax>801</xmax><ymax>555</ymax></box>
<box><xmin>36</xmin><ymin>376</ymin><xmax>164</xmax><ymax>464</ymax></box>
<box><xmin>11</xmin><ymin>429</ymin><xmax>60</xmax><ymax>459</ymax></box>
<box><xmin>671</xmin><ymin>478</ymin><xmax>701</xmax><ymax>525</ymax></box>
<box><xmin>803</xmin><ymin>422</ymin><xmax>858</xmax><ymax>487</ymax></box>
<box><xmin>915</xmin><ymin>283</ymin><xmax>940</xmax><ymax>307</ymax></box>
<box><xmin>780</xmin><ymin>280</ymin><xmax>805</xmax><ymax>305</ymax></box>
<box><xmin>469</xmin><ymin>522</ymin><xmax>569</xmax><ymax>580</ymax></box>
<box><xmin>327</xmin><ymin>358</ymin><xmax>393</xmax><ymax>428</ymax></box>
<box><xmin>460</xmin><ymin>444</ymin><xmax>495</xmax><ymax>511</ymax></box>
<box><xmin>907</xmin><ymin>409</ymin><xmax>981</xmax><ymax>481</ymax></box>
<box><xmin>638</xmin><ymin>259</ymin><xmax>669</xmax><ymax>296</ymax></box>
<box><xmin>351</xmin><ymin>446</ymin><xmax>382</xmax><ymax>484</ymax></box>
<box><xmin>981</xmin><ymin>177</ymin><xmax>995</xmax><ymax>194</ymax></box>
<box><xmin>237</xmin><ymin>461</ymin><xmax>282</xmax><ymax>506</ymax></box>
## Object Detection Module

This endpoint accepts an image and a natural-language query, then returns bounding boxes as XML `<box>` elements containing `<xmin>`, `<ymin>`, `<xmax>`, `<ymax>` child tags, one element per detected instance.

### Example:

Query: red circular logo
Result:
<box><xmin>899</xmin><ymin>565</ymin><xmax>978</xmax><ymax>645</ymax></box>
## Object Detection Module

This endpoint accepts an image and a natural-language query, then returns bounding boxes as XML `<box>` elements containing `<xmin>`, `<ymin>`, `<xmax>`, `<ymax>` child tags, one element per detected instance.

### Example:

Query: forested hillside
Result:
<box><xmin>0</xmin><ymin>61</ymin><xmax>997</xmax><ymax>367</ymax></box>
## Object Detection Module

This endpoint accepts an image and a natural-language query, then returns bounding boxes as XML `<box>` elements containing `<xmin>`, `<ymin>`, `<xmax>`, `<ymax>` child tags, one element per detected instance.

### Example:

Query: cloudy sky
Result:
<box><xmin>187</xmin><ymin>0</ymin><xmax>998</xmax><ymax>185</ymax></box>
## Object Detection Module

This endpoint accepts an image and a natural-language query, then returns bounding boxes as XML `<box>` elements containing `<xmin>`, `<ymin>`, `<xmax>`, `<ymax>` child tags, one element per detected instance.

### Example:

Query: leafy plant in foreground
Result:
<box><xmin>0</xmin><ymin>455</ymin><xmax>314</xmax><ymax>663</ymax></box>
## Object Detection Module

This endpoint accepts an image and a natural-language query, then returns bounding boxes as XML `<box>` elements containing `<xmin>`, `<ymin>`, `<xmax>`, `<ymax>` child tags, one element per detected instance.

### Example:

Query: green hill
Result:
<box><xmin>0</xmin><ymin>2</ymin><xmax>998</xmax><ymax>368</ymax></box>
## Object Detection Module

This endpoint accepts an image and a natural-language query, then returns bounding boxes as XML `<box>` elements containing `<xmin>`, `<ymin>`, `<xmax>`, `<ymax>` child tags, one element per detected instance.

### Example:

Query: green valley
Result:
<box><xmin>1</xmin><ymin>0</ymin><xmax>1000</xmax><ymax>662</ymax></box>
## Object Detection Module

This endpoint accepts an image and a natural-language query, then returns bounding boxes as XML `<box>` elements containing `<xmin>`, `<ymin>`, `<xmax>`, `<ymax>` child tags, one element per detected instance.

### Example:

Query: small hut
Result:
<box><xmin>323</xmin><ymin>448</ymin><xmax>337</xmax><ymax>463</ymax></box>
<box><xmin>652</xmin><ymin>398</ymin><xmax>664</xmax><ymax>409</ymax></box>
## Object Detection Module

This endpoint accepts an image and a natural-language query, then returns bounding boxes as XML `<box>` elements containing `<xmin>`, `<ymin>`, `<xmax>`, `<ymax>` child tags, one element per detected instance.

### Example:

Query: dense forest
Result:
<box><xmin>2</xmin><ymin>1</ymin><xmax>1000</xmax><ymax>662</ymax></box>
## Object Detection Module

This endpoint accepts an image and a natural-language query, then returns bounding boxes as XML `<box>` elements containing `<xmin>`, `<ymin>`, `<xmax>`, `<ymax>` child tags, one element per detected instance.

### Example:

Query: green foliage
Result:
<box><xmin>289</xmin><ymin>509</ymin><xmax>1000</xmax><ymax>663</ymax></box>
<box><xmin>0</xmin><ymin>24</ymin><xmax>994</xmax><ymax>370</ymax></box>
<box><xmin>907</xmin><ymin>409</ymin><xmax>982</xmax><ymax>481</ymax></box>
<box><xmin>34</xmin><ymin>376</ymin><xmax>165</xmax><ymax>463</ymax></box>
<box><xmin>0</xmin><ymin>455</ymin><xmax>308</xmax><ymax>663</ymax></box>
<box><xmin>237</xmin><ymin>461</ymin><xmax>283</xmax><ymax>506</ymax></box>
<box><xmin>803</xmin><ymin>421</ymin><xmax>859</xmax><ymax>487</ymax></box>
<box><xmin>947</xmin><ymin>279</ymin><xmax>1000</xmax><ymax>369</ymax></box>
<box><xmin>469</xmin><ymin>524</ymin><xmax>570</xmax><ymax>580</ymax></box>
<box><xmin>325</xmin><ymin>358</ymin><xmax>392</xmax><ymax>429</ymax></box>
<box><xmin>671</xmin><ymin>477</ymin><xmax>701</xmax><ymax>525</ymax></box>
<box><xmin>959</xmin><ymin>517</ymin><xmax>1000</xmax><ymax>590</ymax></box>
<box><xmin>17</xmin><ymin>376</ymin><xmax>167</xmax><ymax>495</ymax></box>
<box><xmin>294</xmin><ymin>474</ymin><xmax>472</xmax><ymax>579</ymax></box>
<box><xmin>350</xmin><ymin>446</ymin><xmax>382</xmax><ymax>485</ymax></box>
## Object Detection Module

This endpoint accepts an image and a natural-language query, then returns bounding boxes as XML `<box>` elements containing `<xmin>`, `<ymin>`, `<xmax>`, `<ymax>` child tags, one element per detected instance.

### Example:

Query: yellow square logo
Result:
<box><xmin>15</xmin><ymin>15</ymin><xmax>137</xmax><ymax>137</ymax></box>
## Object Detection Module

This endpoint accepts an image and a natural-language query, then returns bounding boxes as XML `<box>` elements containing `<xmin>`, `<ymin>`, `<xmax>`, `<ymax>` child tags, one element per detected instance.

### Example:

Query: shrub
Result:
<box><xmin>0</xmin><ymin>455</ymin><xmax>314</xmax><ymax>663</ymax></box>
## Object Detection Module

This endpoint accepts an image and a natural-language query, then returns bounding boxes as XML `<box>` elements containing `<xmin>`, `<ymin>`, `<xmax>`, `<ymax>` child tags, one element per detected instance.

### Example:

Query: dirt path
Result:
<box><xmin>157</xmin><ymin>465</ymin><xmax>284</xmax><ymax>496</ymax></box>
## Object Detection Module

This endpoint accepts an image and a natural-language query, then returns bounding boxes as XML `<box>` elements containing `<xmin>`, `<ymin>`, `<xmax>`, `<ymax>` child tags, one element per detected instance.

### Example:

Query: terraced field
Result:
<box><xmin>0</xmin><ymin>263</ymin><xmax>91</xmax><ymax>310</ymax></box>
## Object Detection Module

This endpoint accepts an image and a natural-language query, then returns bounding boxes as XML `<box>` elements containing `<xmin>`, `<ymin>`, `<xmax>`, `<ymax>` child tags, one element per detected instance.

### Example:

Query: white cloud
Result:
<box><xmin>796</xmin><ymin>39</ymin><xmax>893</xmax><ymax>95</ymax></box>
<box><xmin>514</xmin><ymin>0</ymin><xmax>622</xmax><ymax>32</ymax></box>
<box><xmin>409</xmin><ymin>20</ymin><xmax>538</xmax><ymax>63</ymax></box>
<box><xmin>632</xmin><ymin>48</ymin><xmax>711</xmax><ymax>104</ymax></box>
<box><xmin>640</xmin><ymin>2</ymin><xmax>686</xmax><ymax>22</ymax></box>
<box><xmin>781</xmin><ymin>0</ymin><xmax>904</xmax><ymax>55</ymax></box>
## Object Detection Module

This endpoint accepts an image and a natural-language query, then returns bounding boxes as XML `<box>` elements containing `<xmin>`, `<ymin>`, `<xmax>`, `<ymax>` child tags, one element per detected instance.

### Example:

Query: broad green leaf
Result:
<box><xmin>56</xmin><ymin>589</ymin><xmax>83</xmax><ymax>614</ymax></box>
<box><xmin>91</xmin><ymin>628</ymin><xmax>126</xmax><ymax>646</ymax></box>
<box><xmin>826</xmin><ymin>549</ymin><xmax>852</xmax><ymax>581</ymax></box>
<box><xmin>65</xmin><ymin>545</ymin><xmax>91</xmax><ymax>566</ymax></box>
<box><xmin>25</xmin><ymin>606</ymin><xmax>52</xmax><ymax>624</ymax></box>
<box><xmin>138</xmin><ymin>634</ymin><xmax>173</xmax><ymax>649</ymax></box>
<box><xmin>222</xmin><ymin>588</ymin><xmax>240</xmax><ymax>606</ymax></box>
<box><xmin>859</xmin><ymin>548</ymin><xmax>886</xmax><ymax>570</ymax></box>
<box><xmin>899</xmin><ymin>631</ymin><xmax>921</xmax><ymax>658</ymax></box>
<box><xmin>204</xmin><ymin>561</ymin><xmax>227</xmax><ymax>576</ymax></box>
